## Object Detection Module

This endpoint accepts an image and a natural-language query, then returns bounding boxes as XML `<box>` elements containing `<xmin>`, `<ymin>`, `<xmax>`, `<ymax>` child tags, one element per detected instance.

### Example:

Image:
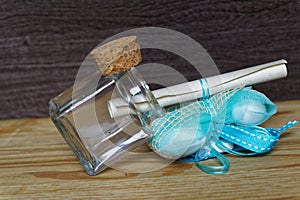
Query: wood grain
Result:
<box><xmin>0</xmin><ymin>100</ymin><xmax>299</xmax><ymax>199</ymax></box>
<box><xmin>0</xmin><ymin>0</ymin><xmax>300</xmax><ymax>119</ymax></box>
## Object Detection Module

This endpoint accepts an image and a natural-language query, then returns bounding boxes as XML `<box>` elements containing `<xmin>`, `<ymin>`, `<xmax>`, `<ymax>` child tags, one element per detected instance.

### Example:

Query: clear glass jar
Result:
<box><xmin>49</xmin><ymin>67</ymin><xmax>164</xmax><ymax>175</ymax></box>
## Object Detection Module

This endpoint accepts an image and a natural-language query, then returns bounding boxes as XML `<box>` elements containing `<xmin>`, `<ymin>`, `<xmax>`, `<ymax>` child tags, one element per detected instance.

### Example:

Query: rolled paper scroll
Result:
<box><xmin>108</xmin><ymin>59</ymin><xmax>287</xmax><ymax>118</ymax></box>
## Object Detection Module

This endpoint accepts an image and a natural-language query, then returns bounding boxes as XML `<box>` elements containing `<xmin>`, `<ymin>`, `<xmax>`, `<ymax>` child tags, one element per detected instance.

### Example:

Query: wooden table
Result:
<box><xmin>1</xmin><ymin>100</ymin><xmax>299</xmax><ymax>199</ymax></box>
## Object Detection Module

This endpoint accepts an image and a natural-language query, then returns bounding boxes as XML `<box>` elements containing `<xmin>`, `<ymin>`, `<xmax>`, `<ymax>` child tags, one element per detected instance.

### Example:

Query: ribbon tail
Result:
<box><xmin>276</xmin><ymin>120</ymin><xmax>299</xmax><ymax>133</ymax></box>
<box><xmin>218</xmin><ymin>121</ymin><xmax>299</xmax><ymax>155</ymax></box>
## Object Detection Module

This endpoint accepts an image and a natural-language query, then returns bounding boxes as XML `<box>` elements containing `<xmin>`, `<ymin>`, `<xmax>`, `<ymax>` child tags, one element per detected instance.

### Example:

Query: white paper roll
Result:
<box><xmin>108</xmin><ymin>59</ymin><xmax>287</xmax><ymax>118</ymax></box>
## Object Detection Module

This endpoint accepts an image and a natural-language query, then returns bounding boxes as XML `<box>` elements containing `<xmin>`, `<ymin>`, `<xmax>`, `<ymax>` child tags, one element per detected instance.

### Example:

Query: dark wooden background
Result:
<box><xmin>0</xmin><ymin>0</ymin><xmax>299</xmax><ymax>119</ymax></box>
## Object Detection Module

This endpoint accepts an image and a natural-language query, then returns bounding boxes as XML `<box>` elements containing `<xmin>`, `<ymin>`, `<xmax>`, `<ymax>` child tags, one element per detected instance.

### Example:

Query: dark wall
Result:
<box><xmin>1</xmin><ymin>0</ymin><xmax>299</xmax><ymax>119</ymax></box>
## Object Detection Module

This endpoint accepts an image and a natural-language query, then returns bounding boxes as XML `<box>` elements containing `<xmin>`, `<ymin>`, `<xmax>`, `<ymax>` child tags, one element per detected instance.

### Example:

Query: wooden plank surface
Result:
<box><xmin>0</xmin><ymin>100</ymin><xmax>299</xmax><ymax>199</ymax></box>
<box><xmin>1</xmin><ymin>0</ymin><xmax>300</xmax><ymax>119</ymax></box>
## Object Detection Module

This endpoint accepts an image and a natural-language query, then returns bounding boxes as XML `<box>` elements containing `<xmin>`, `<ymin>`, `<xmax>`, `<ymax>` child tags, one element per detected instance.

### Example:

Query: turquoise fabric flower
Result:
<box><xmin>148</xmin><ymin>88</ymin><xmax>277</xmax><ymax>159</ymax></box>
<box><xmin>224</xmin><ymin>88</ymin><xmax>277</xmax><ymax>126</ymax></box>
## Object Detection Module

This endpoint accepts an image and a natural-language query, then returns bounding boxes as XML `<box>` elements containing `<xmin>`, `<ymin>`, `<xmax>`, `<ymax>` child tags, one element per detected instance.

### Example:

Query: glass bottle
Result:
<box><xmin>50</xmin><ymin>67</ymin><xmax>163</xmax><ymax>175</ymax></box>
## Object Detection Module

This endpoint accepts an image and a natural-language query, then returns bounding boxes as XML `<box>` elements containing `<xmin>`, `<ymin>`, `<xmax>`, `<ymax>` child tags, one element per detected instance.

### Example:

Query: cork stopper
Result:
<box><xmin>91</xmin><ymin>36</ymin><xmax>142</xmax><ymax>76</ymax></box>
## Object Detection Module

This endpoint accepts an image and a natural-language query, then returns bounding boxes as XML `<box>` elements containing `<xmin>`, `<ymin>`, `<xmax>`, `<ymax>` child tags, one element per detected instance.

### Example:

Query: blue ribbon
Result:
<box><xmin>179</xmin><ymin>148</ymin><xmax>230</xmax><ymax>174</ymax></box>
<box><xmin>199</xmin><ymin>78</ymin><xmax>210</xmax><ymax>98</ymax></box>
<box><xmin>217</xmin><ymin>120</ymin><xmax>298</xmax><ymax>155</ymax></box>
<box><xmin>179</xmin><ymin>121</ymin><xmax>298</xmax><ymax>173</ymax></box>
